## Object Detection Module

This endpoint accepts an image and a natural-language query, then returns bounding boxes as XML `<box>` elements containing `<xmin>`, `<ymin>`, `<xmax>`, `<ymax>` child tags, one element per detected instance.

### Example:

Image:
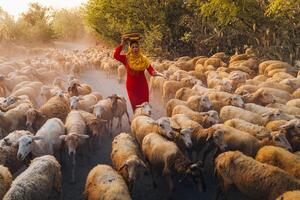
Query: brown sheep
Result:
<box><xmin>172</xmin><ymin>105</ymin><xmax>220</xmax><ymax>128</ymax></box>
<box><xmin>142</xmin><ymin>133</ymin><xmax>205</xmax><ymax>198</ymax></box>
<box><xmin>68</xmin><ymin>82</ymin><xmax>92</xmax><ymax>97</ymax></box>
<box><xmin>215</xmin><ymin>151</ymin><xmax>300</xmax><ymax>200</ymax></box>
<box><xmin>3</xmin><ymin>155</ymin><xmax>61</xmax><ymax>200</ymax></box>
<box><xmin>256</xmin><ymin>146</ymin><xmax>300</xmax><ymax>179</ymax></box>
<box><xmin>166</xmin><ymin>95</ymin><xmax>212</xmax><ymax>117</ymax></box>
<box><xmin>108</xmin><ymin>94</ymin><xmax>130</xmax><ymax>130</ymax></box>
<box><xmin>84</xmin><ymin>164</ymin><xmax>131</xmax><ymax>200</ymax></box>
<box><xmin>175</xmin><ymin>87</ymin><xmax>200</xmax><ymax>101</ymax></box>
<box><xmin>0</xmin><ymin>165</ymin><xmax>12</xmax><ymax>199</ymax></box>
<box><xmin>287</xmin><ymin>99</ymin><xmax>300</xmax><ymax>108</ymax></box>
<box><xmin>111</xmin><ymin>133</ymin><xmax>146</xmax><ymax>190</ymax></box>
<box><xmin>26</xmin><ymin>94</ymin><xmax>70</xmax><ymax>132</ymax></box>
<box><xmin>212</xmin><ymin>124</ymin><xmax>292</xmax><ymax>157</ymax></box>
<box><xmin>267</xmin><ymin>103</ymin><xmax>300</xmax><ymax>116</ymax></box>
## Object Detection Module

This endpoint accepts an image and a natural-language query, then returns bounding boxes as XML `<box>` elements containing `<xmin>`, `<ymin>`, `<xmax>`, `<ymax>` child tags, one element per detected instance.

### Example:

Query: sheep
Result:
<box><xmin>91</xmin><ymin>98</ymin><xmax>114</xmax><ymax>135</ymax></box>
<box><xmin>280</xmin><ymin>78</ymin><xmax>300</xmax><ymax>91</ymax></box>
<box><xmin>293</xmin><ymin>88</ymin><xmax>300</xmax><ymax>98</ymax></box>
<box><xmin>26</xmin><ymin>94</ymin><xmax>70</xmax><ymax>132</ymax></box>
<box><xmin>279</xmin><ymin>119</ymin><xmax>300</xmax><ymax>151</ymax></box>
<box><xmin>9</xmin><ymin>86</ymin><xmax>39</xmax><ymax>106</ymax></box>
<box><xmin>276</xmin><ymin>190</ymin><xmax>300</xmax><ymax>200</ymax></box>
<box><xmin>132</xmin><ymin>102</ymin><xmax>152</xmax><ymax>119</ymax></box>
<box><xmin>166</xmin><ymin>95</ymin><xmax>212</xmax><ymax>117</ymax></box>
<box><xmin>0</xmin><ymin>130</ymin><xmax>32</xmax><ymax>173</ymax></box>
<box><xmin>0</xmin><ymin>165</ymin><xmax>12</xmax><ymax>199</ymax></box>
<box><xmin>212</xmin><ymin>124</ymin><xmax>292</xmax><ymax>157</ymax></box>
<box><xmin>175</xmin><ymin>87</ymin><xmax>200</xmax><ymax>101</ymax></box>
<box><xmin>162</xmin><ymin>77</ymin><xmax>197</xmax><ymax>103</ymax></box>
<box><xmin>215</xmin><ymin>151</ymin><xmax>300</xmax><ymax>200</ymax></box>
<box><xmin>244</xmin><ymin>103</ymin><xmax>276</xmax><ymax>115</ymax></box>
<box><xmin>111</xmin><ymin>133</ymin><xmax>147</xmax><ymax>190</ymax></box>
<box><xmin>108</xmin><ymin>94</ymin><xmax>130</xmax><ymax>130</ymax></box>
<box><xmin>172</xmin><ymin>105</ymin><xmax>220</xmax><ymax>128</ymax></box>
<box><xmin>78</xmin><ymin>110</ymin><xmax>106</xmax><ymax>150</ymax></box>
<box><xmin>258</xmin><ymin>81</ymin><xmax>294</xmax><ymax>93</ymax></box>
<box><xmin>171</xmin><ymin>114</ymin><xmax>202</xmax><ymax>130</ymax></box>
<box><xmin>287</xmin><ymin>99</ymin><xmax>300</xmax><ymax>108</ymax></box>
<box><xmin>256</xmin><ymin>146</ymin><xmax>300</xmax><ymax>179</ymax></box>
<box><xmin>17</xmin><ymin>118</ymin><xmax>65</xmax><ymax>161</ymax></box>
<box><xmin>131</xmin><ymin>116</ymin><xmax>174</xmax><ymax>145</ymax></box>
<box><xmin>266</xmin><ymin>120</ymin><xmax>288</xmax><ymax>132</ymax></box>
<box><xmin>0</xmin><ymin>103</ymin><xmax>32</xmax><ymax>136</ymax></box>
<box><xmin>84</xmin><ymin>164</ymin><xmax>131</xmax><ymax>200</ymax></box>
<box><xmin>224</xmin><ymin>118</ymin><xmax>271</xmax><ymax>139</ymax></box>
<box><xmin>210</xmin><ymin>94</ymin><xmax>245</xmax><ymax>112</ymax></box>
<box><xmin>267</xmin><ymin>103</ymin><xmax>300</xmax><ymax>116</ymax></box>
<box><xmin>60</xmin><ymin>110</ymin><xmax>89</xmax><ymax>183</ymax></box>
<box><xmin>3</xmin><ymin>155</ymin><xmax>61</xmax><ymax>200</ymax></box>
<box><xmin>149</xmin><ymin>76</ymin><xmax>165</xmax><ymax>93</ymax></box>
<box><xmin>142</xmin><ymin>133</ymin><xmax>205</xmax><ymax>198</ymax></box>
<box><xmin>70</xmin><ymin>93</ymin><xmax>101</xmax><ymax>112</ymax></box>
<box><xmin>0</xmin><ymin>74</ymin><xmax>30</xmax><ymax>92</ymax></box>
<box><xmin>68</xmin><ymin>82</ymin><xmax>92</xmax><ymax>97</ymax></box>
<box><xmin>220</xmin><ymin>106</ymin><xmax>291</xmax><ymax>126</ymax></box>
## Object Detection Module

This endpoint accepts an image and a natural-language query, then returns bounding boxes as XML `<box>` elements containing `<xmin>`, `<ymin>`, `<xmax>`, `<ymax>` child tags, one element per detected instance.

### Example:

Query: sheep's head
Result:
<box><xmin>259</xmin><ymin>92</ymin><xmax>276</xmax><ymax>105</ymax></box>
<box><xmin>280</xmin><ymin>119</ymin><xmax>300</xmax><ymax>137</ymax></box>
<box><xmin>70</xmin><ymin>96</ymin><xmax>81</xmax><ymax>110</ymax></box>
<box><xmin>26</xmin><ymin>108</ymin><xmax>46</xmax><ymax>130</ymax></box>
<box><xmin>17</xmin><ymin>135</ymin><xmax>43</xmax><ymax>160</ymax></box>
<box><xmin>156</xmin><ymin>117</ymin><xmax>173</xmax><ymax>139</ymax></box>
<box><xmin>228</xmin><ymin>71</ymin><xmax>247</xmax><ymax>84</ymax></box>
<box><xmin>135</xmin><ymin>102</ymin><xmax>152</xmax><ymax>116</ymax></box>
<box><xmin>200</xmin><ymin>110</ymin><xmax>220</xmax><ymax>128</ymax></box>
<box><xmin>177</xmin><ymin>128</ymin><xmax>193</xmax><ymax>148</ymax></box>
<box><xmin>218</xmin><ymin>79</ymin><xmax>233</xmax><ymax>93</ymax></box>
<box><xmin>262</xmin><ymin>109</ymin><xmax>288</xmax><ymax>122</ymax></box>
<box><xmin>199</xmin><ymin>95</ymin><xmax>212</xmax><ymax>111</ymax></box>
<box><xmin>270</xmin><ymin>131</ymin><xmax>292</xmax><ymax>151</ymax></box>
<box><xmin>4</xmin><ymin>96</ymin><xmax>19</xmax><ymax>106</ymax></box>
<box><xmin>88</xmin><ymin>119</ymin><xmax>107</xmax><ymax>136</ymax></box>
<box><xmin>226</xmin><ymin>95</ymin><xmax>244</xmax><ymax>108</ymax></box>
<box><xmin>59</xmin><ymin>133</ymin><xmax>89</xmax><ymax>156</ymax></box>
<box><xmin>92</xmin><ymin>104</ymin><xmax>104</xmax><ymax>118</ymax></box>
<box><xmin>119</xmin><ymin>156</ymin><xmax>147</xmax><ymax>183</ymax></box>
<box><xmin>207</xmin><ymin>129</ymin><xmax>227</xmax><ymax>152</ymax></box>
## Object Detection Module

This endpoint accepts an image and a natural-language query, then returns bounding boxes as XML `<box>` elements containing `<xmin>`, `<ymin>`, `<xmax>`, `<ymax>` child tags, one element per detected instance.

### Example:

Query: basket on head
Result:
<box><xmin>122</xmin><ymin>32</ymin><xmax>141</xmax><ymax>42</ymax></box>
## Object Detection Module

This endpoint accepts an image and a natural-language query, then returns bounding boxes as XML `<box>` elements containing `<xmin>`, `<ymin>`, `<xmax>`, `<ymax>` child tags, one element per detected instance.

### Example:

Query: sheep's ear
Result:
<box><xmin>32</xmin><ymin>136</ymin><xmax>43</xmax><ymax>141</ymax></box>
<box><xmin>78</xmin><ymin>134</ymin><xmax>89</xmax><ymax>139</ymax></box>
<box><xmin>59</xmin><ymin>135</ymin><xmax>67</xmax><ymax>141</ymax></box>
<box><xmin>118</xmin><ymin>163</ymin><xmax>128</xmax><ymax>171</ymax></box>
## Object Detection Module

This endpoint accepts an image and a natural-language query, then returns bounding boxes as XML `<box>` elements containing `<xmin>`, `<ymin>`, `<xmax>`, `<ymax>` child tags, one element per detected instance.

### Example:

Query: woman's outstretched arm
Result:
<box><xmin>147</xmin><ymin>65</ymin><xmax>166</xmax><ymax>78</ymax></box>
<box><xmin>113</xmin><ymin>44</ymin><xmax>126</xmax><ymax>64</ymax></box>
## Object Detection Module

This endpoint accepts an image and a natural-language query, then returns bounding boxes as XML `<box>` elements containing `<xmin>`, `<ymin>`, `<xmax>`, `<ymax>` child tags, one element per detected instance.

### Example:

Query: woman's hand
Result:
<box><xmin>121</xmin><ymin>36</ymin><xmax>129</xmax><ymax>45</ymax></box>
<box><xmin>153</xmin><ymin>71</ymin><xmax>166</xmax><ymax>78</ymax></box>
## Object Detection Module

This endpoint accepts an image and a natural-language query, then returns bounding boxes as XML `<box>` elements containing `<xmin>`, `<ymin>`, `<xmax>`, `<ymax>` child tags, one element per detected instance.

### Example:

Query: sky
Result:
<box><xmin>0</xmin><ymin>0</ymin><xmax>87</xmax><ymax>18</ymax></box>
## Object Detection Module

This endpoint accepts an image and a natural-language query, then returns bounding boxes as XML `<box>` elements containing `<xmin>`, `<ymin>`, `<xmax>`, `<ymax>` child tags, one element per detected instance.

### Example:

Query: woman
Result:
<box><xmin>114</xmin><ymin>36</ymin><xmax>164</xmax><ymax>111</ymax></box>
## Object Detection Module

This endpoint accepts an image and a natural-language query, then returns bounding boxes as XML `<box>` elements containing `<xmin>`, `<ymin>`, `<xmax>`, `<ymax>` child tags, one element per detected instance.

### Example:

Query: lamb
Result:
<box><xmin>142</xmin><ymin>133</ymin><xmax>205</xmax><ymax>198</ymax></box>
<box><xmin>215</xmin><ymin>151</ymin><xmax>300</xmax><ymax>200</ymax></box>
<box><xmin>276</xmin><ymin>190</ymin><xmax>300</xmax><ymax>200</ymax></box>
<box><xmin>3</xmin><ymin>155</ymin><xmax>61</xmax><ymax>200</ymax></box>
<box><xmin>212</xmin><ymin>124</ymin><xmax>292</xmax><ymax>157</ymax></box>
<box><xmin>111</xmin><ymin>133</ymin><xmax>147</xmax><ymax>190</ymax></box>
<box><xmin>172</xmin><ymin>105</ymin><xmax>220</xmax><ymax>128</ymax></box>
<box><xmin>256</xmin><ymin>146</ymin><xmax>300</xmax><ymax>179</ymax></box>
<box><xmin>17</xmin><ymin>118</ymin><xmax>65</xmax><ymax>161</ymax></box>
<box><xmin>224</xmin><ymin>118</ymin><xmax>271</xmax><ymax>139</ymax></box>
<box><xmin>84</xmin><ymin>164</ymin><xmax>131</xmax><ymax>200</ymax></box>
<box><xmin>175</xmin><ymin>87</ymin><xmax>201</xmax><ymax>101</ymax></box>
<box><xmin>26</xmin><ymin>94</ymin><xmax>70</xmax><ymax>132</ymax></box>
<box><xmin>60</xmin><ymin>110</ymin><xmax>89</xmax><ymax>183</ymax></box>
<box><xmin>108</xmin><ymin>94</ymin><xmax>130</xmax><ymax>129</ymax></box>
<box><xmin>70</xmin><ymin>93</ymin><xmax>101</xmax><ymax>112</ymax></box>
<box><xmin>131</xmin><ymin>116</ymin><xmax>174</xmax><ymax>145</ymax></box>
<box><xmin>0</xmin><ymin>130</ymin><xmax>32</xmax><ymax>173</ymax></box>
<box><xmin>0</xmin><ymin>165</ymin><xmax>12</xmax><ymax>199</ymax></box>
<box><xmin>166</xmin><ymin>95</ymin><xmax>212</xmax><ymax>117</ymax></box>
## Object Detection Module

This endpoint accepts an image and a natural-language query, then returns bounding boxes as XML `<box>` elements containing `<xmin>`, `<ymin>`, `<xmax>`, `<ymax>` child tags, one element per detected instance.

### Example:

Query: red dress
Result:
<box><xmin>114</xmin><ymin>44</ymin><xmax>155</xmax><ymax>111</ymax></box>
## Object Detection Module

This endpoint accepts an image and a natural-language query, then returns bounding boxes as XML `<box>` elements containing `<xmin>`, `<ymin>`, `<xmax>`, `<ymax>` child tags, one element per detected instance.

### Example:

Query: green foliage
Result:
<box><xmin>52</xmin><ymin>8</ymin><xmax>86</xmax><ymax>40</ymax></box>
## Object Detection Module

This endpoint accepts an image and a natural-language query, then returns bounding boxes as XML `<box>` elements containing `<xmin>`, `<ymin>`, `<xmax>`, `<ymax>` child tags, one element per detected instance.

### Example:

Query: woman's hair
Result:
<box><xmin>129</xmin><ymin>40</ymin><xmax>139</xmax><ymax>47</ymax></box>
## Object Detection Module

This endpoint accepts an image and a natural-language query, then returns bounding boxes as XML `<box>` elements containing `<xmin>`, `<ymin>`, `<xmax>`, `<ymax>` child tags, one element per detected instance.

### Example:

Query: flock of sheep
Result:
<box><xmin>0</xmin><ymin>44</ymin><xmax>299</xmax><ymax>200</ymax></box>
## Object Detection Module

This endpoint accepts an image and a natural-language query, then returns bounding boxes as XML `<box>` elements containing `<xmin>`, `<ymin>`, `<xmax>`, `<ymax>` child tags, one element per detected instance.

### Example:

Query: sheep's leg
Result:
<box><xmin>71</xmin><ymin>153</ymin><xmax>76</xmax><ymax>184</ymax></box>
<box><xmin>165</xmin><ymin>173</ymin><xmax>174</xmax><ymax>199</ymax></box>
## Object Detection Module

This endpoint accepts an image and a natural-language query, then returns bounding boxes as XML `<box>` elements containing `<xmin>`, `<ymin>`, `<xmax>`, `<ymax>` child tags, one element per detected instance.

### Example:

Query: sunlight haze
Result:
<box><xmin>0</xmin><ymin>0</ymin><xmax>87</xmax><ymax>18</ymax></box>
